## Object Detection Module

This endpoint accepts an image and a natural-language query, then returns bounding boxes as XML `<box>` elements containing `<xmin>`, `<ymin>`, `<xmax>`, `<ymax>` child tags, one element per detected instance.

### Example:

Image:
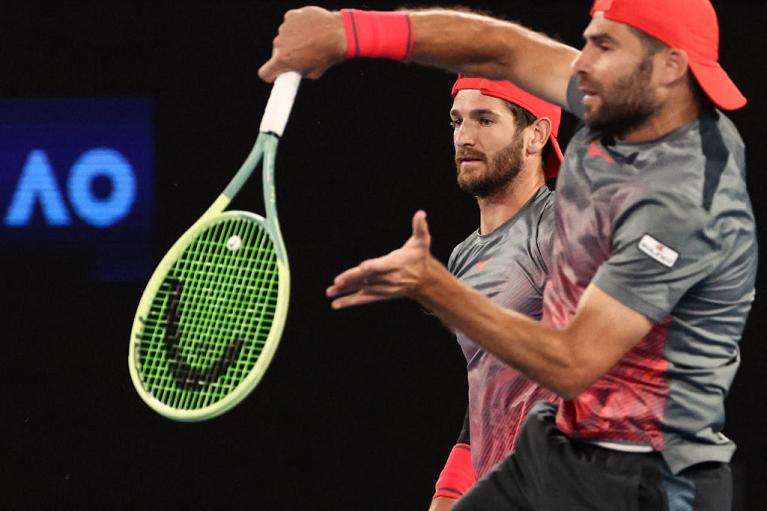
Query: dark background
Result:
<box><xmin>4</xmin><ymin>1</ymin><xmax>765</xmax><ymax>509</ymax></box>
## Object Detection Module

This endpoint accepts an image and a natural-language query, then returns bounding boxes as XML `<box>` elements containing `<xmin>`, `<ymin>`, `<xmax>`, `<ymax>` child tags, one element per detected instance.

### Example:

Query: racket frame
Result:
<box><xmin>129</xmin><ymin>73</ymin><xmax>299</xmax><ymax>421</ymax></box>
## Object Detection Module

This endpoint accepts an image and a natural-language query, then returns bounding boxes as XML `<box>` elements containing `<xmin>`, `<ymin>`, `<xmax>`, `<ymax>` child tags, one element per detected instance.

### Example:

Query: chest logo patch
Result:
<box><xmin>638</xmin><ymin>234</ymin><xmax>678</xmax><ymax>268</ymax></box>
<box><xmin>587</xmin><ymin>140</ymin><xmax>615</xmax><ymax>163</ymax></box>
<box><xmin>475</xmin><ymin>257</ymin><xmax>494</xmax><ymax>272</ymax></box>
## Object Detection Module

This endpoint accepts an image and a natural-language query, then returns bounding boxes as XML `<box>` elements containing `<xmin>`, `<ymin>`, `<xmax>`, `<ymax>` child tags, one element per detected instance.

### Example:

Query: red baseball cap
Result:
<box><xmin>590</xmin><ymin>0</ymin><xmax>746</xmax><ymax>110</ymax></box>
<box><xmin>452</xmin><ymin>77</ymin><xmax>564</xmax><ymax>178</ymax></box>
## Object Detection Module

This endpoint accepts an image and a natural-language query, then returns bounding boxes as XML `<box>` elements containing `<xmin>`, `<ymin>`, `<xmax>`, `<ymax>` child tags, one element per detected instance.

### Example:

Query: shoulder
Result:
<box><xmin>448</xmin><ymin>230</ymin><xmax>480</xmax><ymax>274</ymax></box>
<box><xmin>524</xmin><ymin>186</ymin><xmax>555</xmax><ymax>220</ymax></box>
<box><xmin>615</xmin><ymin>183</ymin><xmax>707</xmax><ymax>224</ymax></box>
<box><xmin>704</xmin><ymin>110</ymin><xmax>744</xmax><ymax>151</ymax></box>
<box><xmin>526</xmin><ymin>187</ymin><xmax>556</xmax><ymax>273</ymax></box>
<box><xmin>610</xmin><ymin>185</ymin><xmax>729</xmax><ymax>262</ymax></box>
<box><xmin>533</xmin><ymin>188</ymin><xmax>555</xmax><ymax>239</ymax></box>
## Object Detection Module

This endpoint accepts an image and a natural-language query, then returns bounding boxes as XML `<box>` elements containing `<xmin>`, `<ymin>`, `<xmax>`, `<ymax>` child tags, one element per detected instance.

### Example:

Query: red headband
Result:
<box><xmin>452</xmin><ymin>77</ymin><xmax>564</xmax><ymax>178</ymax></box>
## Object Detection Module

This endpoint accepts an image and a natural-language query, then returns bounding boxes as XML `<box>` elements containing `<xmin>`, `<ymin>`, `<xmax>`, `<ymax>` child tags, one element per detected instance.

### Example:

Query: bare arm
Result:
<box><xmin>258</xmin><ymin>7</ymin><xmax>579</xmax><ymax>108</ymax></box>
<box><xmin>428</xmin><ymin>497</ymin><xmax>458</xmax><ymax>511</ymax></box>
<box><xmin>326</xmin><ymin>212</ymin><xmax>653</xmax><ymax>400</ymax></box>
<box><xmin>409</xmin><ymin>10</ymin><xmax>578</xmax><ymax>108</ymax></box>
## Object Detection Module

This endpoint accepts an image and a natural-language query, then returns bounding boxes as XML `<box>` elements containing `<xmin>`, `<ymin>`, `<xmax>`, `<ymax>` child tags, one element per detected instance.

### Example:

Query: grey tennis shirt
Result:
<box><xmin>449</xmin><ymin>186</ymin><xmax>559</xmax><ymax>479</ymax></box>
<box><xmin>543</xmin><ymin>78</ymin><xmax>758</xmax><ymax>474</ymax></box>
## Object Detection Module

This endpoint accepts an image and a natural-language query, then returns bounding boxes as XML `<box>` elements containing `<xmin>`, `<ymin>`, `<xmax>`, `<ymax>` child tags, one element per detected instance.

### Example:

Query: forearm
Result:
<box><xmin>428</xmin><ymin>496</ymin><xmax>458</xmax><ymax>511</ymax></box>
<box><xmin>327</xmin><ymin>212</ymin><xmax>652</xmax><ymax>399</ymax></box>
<box><xmin>414</xmin><ymin>256</ymin><xmax>585</xmax><ymax>398</ymax></box>
<box><xmin>409</xmin><ymin>10</ymin><xmax>578</xmax><ymax>107</ymax></box>
<box><xmin>259</xmin><ymin>7</ymin><xmax>578</xmax><ymax>106</ymax></box>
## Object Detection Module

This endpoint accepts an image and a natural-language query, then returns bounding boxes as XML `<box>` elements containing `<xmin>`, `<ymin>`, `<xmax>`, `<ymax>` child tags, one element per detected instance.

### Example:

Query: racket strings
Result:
<box><xmin>178</xmin><ymin>219</ymin><xmax>277</xmax><ymax>407</ymax></box>
<box><xmin>156</xmin><ymin>225</ymin><xmax>274</xmax><ymax>409</ymax></box>
<box><xmin>175</xmin><ymin>220</ymin><xmax>250</xmax><ymax>367</ymax></box>
<box><xmin>137</xmin><ymin>217</ymin><xmax>280</xmax><ymax>410</ymax></box>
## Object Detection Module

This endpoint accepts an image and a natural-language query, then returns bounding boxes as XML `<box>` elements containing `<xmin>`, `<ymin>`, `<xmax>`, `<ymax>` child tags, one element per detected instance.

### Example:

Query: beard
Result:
<box><xmin>455</xmin><ymin>135</ymin><xmax>524</xmax><ymax>198</ymax></box>
<box><xmin>582</xmin><ymin>56</ymin><xmax>660</xmax><ymax>139</ymax></box>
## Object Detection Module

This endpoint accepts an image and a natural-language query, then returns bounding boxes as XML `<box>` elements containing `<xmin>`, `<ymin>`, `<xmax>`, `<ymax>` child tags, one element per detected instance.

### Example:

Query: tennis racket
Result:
<box><xmin>129</xmin><ymin>72</ymin><xmax>301</xmax><ymax>421</ymax></box>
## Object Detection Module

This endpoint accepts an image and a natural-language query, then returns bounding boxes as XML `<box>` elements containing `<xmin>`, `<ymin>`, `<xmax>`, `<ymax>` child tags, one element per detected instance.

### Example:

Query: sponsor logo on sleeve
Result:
<box><xmin>638</xmin><ymin>234</ymin><xmax>679</xmax><ymax>268</ymax></box>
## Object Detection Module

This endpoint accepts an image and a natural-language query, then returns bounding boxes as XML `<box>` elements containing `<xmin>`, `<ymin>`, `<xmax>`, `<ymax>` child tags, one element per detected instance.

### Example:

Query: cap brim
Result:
<box><xmin>689</xmin><ymin>60</ymin><xmax>747</xmax><ymax>111</ymax></box>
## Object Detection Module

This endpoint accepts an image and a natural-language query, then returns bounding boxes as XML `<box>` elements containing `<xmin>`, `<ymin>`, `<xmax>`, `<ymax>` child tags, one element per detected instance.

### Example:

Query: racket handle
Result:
<box><xmin>259</xmin><ymin>71</ymin><xmax>302</xmax><ymax>136</ymax></box>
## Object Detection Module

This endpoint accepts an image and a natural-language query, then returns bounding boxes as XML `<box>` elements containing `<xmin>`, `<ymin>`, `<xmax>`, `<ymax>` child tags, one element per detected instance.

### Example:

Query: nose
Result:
<box><xmin>454</xmin><ymin>122</ymin><xmax>475</xmax><ymax>147</ymax></box>
<box><xmin>572</xmin><ymin>46</ymin><xmax>591</xmax><ymax>75</ymax></box>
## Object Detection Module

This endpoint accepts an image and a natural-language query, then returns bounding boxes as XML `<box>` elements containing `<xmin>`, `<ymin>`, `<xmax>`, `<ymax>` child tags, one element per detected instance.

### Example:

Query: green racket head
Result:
<box><xmin>129</xmin><ymin>210</ymin><xmax>289</xmax><ymax>421</ymax></box>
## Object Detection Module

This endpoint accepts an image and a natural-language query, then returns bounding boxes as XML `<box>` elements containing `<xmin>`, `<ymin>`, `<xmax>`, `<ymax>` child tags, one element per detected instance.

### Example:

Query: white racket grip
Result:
<box><xmin>259</xmin><ymin>71</ymin><xmax>302</xmax><ymax>136</ymax></box>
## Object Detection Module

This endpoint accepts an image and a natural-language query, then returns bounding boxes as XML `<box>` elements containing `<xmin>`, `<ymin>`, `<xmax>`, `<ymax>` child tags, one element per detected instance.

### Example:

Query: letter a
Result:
<box><xmin>4</xmin><ymin>150</ymin><xmax>71</xmax><ymax>226</ymax></box>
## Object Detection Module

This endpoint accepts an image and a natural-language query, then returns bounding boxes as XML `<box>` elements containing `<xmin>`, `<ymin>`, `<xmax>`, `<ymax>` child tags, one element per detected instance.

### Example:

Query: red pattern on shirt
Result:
<box><xmin>556</xmin><ymin>317</ymin><xmax>671</xmax><ymax>448</ymax></box>
<box><xmin>468</xmin><ymin>357</ymin><xmax>559</xmax><ymax>477</ymax></box>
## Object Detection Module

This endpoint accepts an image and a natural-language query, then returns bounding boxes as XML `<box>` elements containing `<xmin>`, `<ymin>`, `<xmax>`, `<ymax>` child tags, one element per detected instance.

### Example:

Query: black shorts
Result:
<box><xmin>454</xmin><ymin>401</ymin><xmax>732</xmax><ymax>511</ymax></box>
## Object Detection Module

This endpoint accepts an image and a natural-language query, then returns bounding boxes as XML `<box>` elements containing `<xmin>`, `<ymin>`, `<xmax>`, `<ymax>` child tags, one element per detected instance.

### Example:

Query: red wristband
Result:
<box><xmin>340</xmin><ymin>9</ymin><xmax>415</xmax><ymax>61</ymax></box>
<box><xmin>433</xmin><ymin>443</ymin><xmax>476</xmax><ymax>500</ymax></box>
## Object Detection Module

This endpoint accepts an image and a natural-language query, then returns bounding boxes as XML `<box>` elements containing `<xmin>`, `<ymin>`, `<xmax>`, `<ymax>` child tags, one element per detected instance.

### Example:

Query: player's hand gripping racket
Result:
<box><xmin>129</xmin><ymin>72</ymin><xmax>301</xmax><ymax>421</ymax></box>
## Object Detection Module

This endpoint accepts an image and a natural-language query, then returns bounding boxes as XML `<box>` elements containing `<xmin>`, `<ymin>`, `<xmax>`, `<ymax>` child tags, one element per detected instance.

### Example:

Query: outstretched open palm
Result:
<box><xmin>327</xmin><ymin>210</ymin><xmax>434</xmax><ymax>308</ymax></box>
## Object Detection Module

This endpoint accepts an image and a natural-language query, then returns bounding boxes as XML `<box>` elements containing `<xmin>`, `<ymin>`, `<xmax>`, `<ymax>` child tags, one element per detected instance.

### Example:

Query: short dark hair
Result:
<box><xmin>504</xmin><ymin>101</ymin><xmax>536</xmax><ymax>130</ymax></box>
<box><xmin>504</xmin><ymin>101</ymin><xmax>552</xmax><ymax>166</ymax></box>
<box><xmin>627</xmin><ymin>26</ymin><xmax>667</xmax><ymax>57</ymax></box>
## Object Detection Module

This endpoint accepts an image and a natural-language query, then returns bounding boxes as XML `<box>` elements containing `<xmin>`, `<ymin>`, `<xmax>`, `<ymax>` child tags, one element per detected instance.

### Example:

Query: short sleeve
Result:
<box><xmin>592</xmin><ymin>191</ymin><xmax>723</xmax><ymax>323</ymax></box>
<box><xmin>566</xmin><ymin>74</ymin><xmax>586</xmax><ymax>120</ymax></box>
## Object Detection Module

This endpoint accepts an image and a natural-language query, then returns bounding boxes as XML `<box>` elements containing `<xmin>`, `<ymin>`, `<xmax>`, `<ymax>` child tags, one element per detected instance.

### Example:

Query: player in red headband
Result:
<box><xmin>262</xmin><ymin>1</ymin><xmax>755</xmax><ymax>510</ymax></box>
<box><xmin>430</xmin><ymin>78</ymin><xmax>562</xmax><ymax>511</ymax></box>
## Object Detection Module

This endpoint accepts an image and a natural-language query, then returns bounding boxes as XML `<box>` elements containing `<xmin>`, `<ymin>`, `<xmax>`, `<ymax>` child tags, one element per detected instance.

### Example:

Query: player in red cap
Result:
<box><xmin>262</xmin><ymin>1</ymin><xmax>755</xmax><ymax>509</ymax></box>
<box><xmin>429</xmin><ymin>78</ymin><xmax>562</xmax><ymax>511</ymax></box>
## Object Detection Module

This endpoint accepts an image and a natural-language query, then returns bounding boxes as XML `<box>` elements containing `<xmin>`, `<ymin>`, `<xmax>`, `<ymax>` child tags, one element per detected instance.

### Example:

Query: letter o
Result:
<box><xmin>67</xmin><ymin>148</ymin><xmax>137</xmax><ymax>227</ymax></box>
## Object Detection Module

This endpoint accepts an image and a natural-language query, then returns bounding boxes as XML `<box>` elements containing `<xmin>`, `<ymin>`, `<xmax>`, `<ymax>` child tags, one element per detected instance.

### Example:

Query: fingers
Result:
<box><xmin>258</xmin><ymin>58</ymin><xmax>329</xmax><ymax>83</ymax></box>
<box><xmin>326</xmin><ymin>258</ymin><xmax>392</xmax><ymax>297</ymax></box>
<box><xmin>258</xmin><ymin>12</ymin><xmax>295</xmax><ymax>83</ymax></box>
<box><xmin>326</xmin><ymin>252</ymin><xmax>414</xmax><ymax>311</ymax></box>
<box><xmin>326</xmin><ymin>266</ymin><xmax>367</xmax><ymax>298</ymax></box>
<box><xmin>334</xmin><ymin>253</ymin><xmax>407</xmax><ymax>290</ymax></box>
<box><xmin>306</xmin><ymin>67</ymin><xmax>330</xmax><ymax>80</ymax></box>
<box><xmin>326</xmin><ymin>271</ymin><xmax>400</xmax><ymax>309</ymax></box>
<box><xmin>258</xmin><ymin>7</ymin><xmax>344</xmax><ymax>83</ymax></box>
<box><xmin>258</xmin><ymin>46</ymin><xmax>331</xmax><ymax>83</ymax></box>
<box><xmin>327</xmin><ymin>210</ymin><xmax>435</xmax><ymax>308</ymax></box>
<box><xmin>330</xmin><ymin>292</ymin><xmax>386</xmax><ymax>309</ymax></box>
<box><xmin>411</xmin><ymin>210</ymin><xmax>431</xmax><ymax>245</ymax></box>
<box><xmin>257</xmin><ymin>56</ymin><xmax>282</xmax><ymax>83</ymax></box>
<box><xmin>329</xmin><ymin>286</ymin><xmax>397</xmax><ymax>309</ymax></box>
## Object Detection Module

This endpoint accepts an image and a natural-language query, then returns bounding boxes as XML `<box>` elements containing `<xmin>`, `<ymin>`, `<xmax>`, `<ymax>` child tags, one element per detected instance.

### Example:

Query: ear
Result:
<box><xmin>658</xmin><ymin>48</ymin><xmax>690</xmax><ymax>86</ymax></box>
<box><xmin>526</xmin><ymin>117</ymin><xmax>552</xmax><ymax>157</ymax></box>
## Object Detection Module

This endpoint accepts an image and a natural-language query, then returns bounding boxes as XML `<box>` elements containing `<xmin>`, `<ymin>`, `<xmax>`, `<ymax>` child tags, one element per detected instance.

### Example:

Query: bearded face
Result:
<box><xmin>455</xmin><ymin>133</ymin><xmax>525</xmax><ymax>198</ymax></box>
<box><xmin>580</xmin><ymin>52</ymin><xmax>661</xmax><ymax>139</ymax></box>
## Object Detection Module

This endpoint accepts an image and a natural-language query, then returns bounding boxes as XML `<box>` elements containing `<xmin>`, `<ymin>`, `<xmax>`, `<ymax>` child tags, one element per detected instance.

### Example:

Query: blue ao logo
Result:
<box><xmin>4</xmin><ymin>147</ymin><xmax>136</xmax><ymax>228</ymax></box>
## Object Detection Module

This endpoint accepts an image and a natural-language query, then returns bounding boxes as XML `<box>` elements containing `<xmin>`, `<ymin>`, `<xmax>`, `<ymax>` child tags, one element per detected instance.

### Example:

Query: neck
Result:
<box><xmin>477</xmin><ymin>168</ymin><xmax>545</xmax><ymax>235</ymax></box>
<box><xmin>622</xmin><ymin>95</ymin><xmax>700</xmax><ymax>142</ymax></box>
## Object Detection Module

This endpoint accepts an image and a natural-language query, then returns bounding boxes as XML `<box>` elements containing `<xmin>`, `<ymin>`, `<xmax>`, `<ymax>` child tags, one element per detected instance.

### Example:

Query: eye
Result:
<box><xmin>479</xmin><ymin>117</ymin><xmax>494</xmax><ymax>126</ymax></box>
<box><xmin>591</xmin><ymin>39</ymin><xmax>611</xmax><ymax>52</ymax></box>
<box><xmin>450</xmin><ymin>119</ymin><xmax>462</xmax><ymax>128</ymax></box>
